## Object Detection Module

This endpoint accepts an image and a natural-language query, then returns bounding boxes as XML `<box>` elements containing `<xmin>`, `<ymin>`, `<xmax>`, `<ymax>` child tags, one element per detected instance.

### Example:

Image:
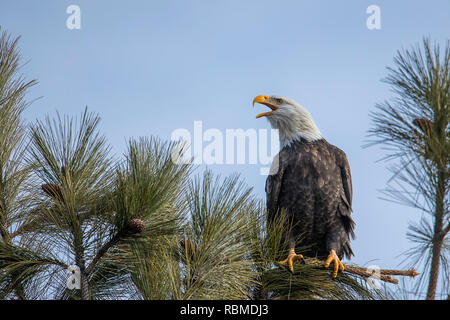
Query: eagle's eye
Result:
<box><xmin>275</xmin><ymin>98</ymin><xmax>283</xmax><ymax>104</ymax></box>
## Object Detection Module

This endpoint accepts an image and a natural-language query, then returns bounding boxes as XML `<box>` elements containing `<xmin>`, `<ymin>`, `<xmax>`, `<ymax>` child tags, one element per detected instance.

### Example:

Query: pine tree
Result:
<box><xmin>0</xmin><ymin>27</ymin><xmax>37</xmax><ymax>300</ymax></box>
<box><xmin>367</xmin><ymin>38</ymin><xmax>449</xmax><ymax>300</ymax></box>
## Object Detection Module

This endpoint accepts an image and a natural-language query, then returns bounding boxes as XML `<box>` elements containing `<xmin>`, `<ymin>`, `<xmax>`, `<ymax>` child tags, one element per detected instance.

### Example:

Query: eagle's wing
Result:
<box><xmin>335</xmin><ymin>147</ymin><xmax>355</xmax><ymax>240</ymax></box>
<box><xmin>265</xmin><ymin>152</ymin><xmax>284</xmax><ymax>223</ymax></box>
<box><xmin>338</xmin><ymin>151</ymin><xmax>353</xmax><ymax>211</ymax></box>
<box><xmin>322</xmin><ymin>145</ymin><xmax>355</xmax><ymax>260</ymax></box>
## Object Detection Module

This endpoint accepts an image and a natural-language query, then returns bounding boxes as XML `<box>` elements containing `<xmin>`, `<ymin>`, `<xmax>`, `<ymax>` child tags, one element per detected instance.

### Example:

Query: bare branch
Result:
<box><xmin>307</xmin><ymin>258</ymin><xmax>419</xmax><ymax>285</ymax></box>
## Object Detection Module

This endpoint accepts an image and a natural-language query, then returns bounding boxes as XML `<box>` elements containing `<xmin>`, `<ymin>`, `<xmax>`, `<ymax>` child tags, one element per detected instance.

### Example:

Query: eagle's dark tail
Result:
<box><xmin>330</xmin><ymin>202</ymin><xmax>356</xmax><ymax>260</ymax></box>
<box><xmin>342</xmin><ymin>239</ymin><xmax>354</xmax><ymax>260</ymax></box>
<box><xmin>341</xmin><ymin>214</ymin><xmax>355</xmax><ymax>260</ymax></box>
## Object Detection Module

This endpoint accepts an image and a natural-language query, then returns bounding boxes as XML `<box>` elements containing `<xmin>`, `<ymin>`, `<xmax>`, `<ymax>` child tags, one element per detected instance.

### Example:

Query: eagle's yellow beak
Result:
<box><xmin>252</xmin><ymin>95</ymin><xmax>278</xmax><ymax>118</ymax></box>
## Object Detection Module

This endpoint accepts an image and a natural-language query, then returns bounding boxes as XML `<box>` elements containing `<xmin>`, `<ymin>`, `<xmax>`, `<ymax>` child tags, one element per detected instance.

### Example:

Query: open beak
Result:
<box><xmin>252</xmin><ymin>95</ymin><xmax>278</xmax><ymax>118</ymax></box>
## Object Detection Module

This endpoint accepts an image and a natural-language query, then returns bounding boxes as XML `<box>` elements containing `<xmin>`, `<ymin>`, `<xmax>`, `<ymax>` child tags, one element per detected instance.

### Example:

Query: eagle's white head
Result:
<box><xmin>252</xmin><ymin>95</ymin><xmax>322</xmax><ymax>147</ymax></box>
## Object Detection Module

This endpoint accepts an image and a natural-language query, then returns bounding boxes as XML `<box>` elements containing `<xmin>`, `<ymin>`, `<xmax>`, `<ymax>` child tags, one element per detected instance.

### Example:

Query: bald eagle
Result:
<box><xmin>253</xmin><ymin>95</ymin><xmax>355</xmax><ymax>278</ymax></box>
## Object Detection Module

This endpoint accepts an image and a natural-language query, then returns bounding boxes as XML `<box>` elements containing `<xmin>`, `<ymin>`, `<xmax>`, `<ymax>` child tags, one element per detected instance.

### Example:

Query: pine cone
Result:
<box><xmin>41</xmin><ymin>183</ymin><xmax>64</xmax><ymax>202</ymax></box>
<box><xmin>127</xmin><ymin>218</ymin><xmax>145</xmax><ymax>234</ymax></box>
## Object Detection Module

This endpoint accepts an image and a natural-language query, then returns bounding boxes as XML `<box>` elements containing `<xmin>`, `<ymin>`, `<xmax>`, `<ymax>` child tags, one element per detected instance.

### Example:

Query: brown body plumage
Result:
<box><xmin>266</xmin><ymin>138</ymin><xmax>355</xmax><ymax>260</ymax></box>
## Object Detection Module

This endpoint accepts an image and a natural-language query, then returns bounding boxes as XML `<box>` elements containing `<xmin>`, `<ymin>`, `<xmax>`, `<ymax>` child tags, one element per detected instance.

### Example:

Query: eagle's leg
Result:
<box><xmin>279</xmin><ymin>248</ymin><xmax>306</xmax><ymax>272</ymax></box>
<box><xmin>324</xmin><ymin>249</ymin><xmax>344</xmax><ymax>278</ymax></box>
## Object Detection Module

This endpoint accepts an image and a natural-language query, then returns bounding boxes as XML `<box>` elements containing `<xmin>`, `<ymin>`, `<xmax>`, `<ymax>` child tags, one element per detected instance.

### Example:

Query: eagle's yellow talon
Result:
<box><xmin>324</xmin><ymin>249</ymin><xmax>344</xmax><ymax>278</ymax></box>
<box><xmin>279</xmin><ymin>249</ymin><xmax>305</xmax><ymax>272</ymax></box>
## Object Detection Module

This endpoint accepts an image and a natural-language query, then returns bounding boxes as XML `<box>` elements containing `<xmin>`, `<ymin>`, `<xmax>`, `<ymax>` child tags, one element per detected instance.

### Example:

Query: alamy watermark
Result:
<box><xmin>366</xmin><ymin>265</ymin><xmax>382</xmax><ymax>290</ymax></box>
<box><xmin>366</xmin><ymin>5</ymin><xmax>381</xmax><ymax>30</ymax></box>
<box><xmin>66</xmin><ymin>265</ymin><xmax>81</xmax><ymax>289</ymax></box>
<box><xmin>65</xmin><ymin>5</ymin><xmax>381</xmax><ymax>31</ymax></box>
<box><xmin>170</xmin><ymin>121</ymin><xmax>280</xmax><ymax>175</ymax></box>
<box><xmin>66</xmin><ymin>5</ymin><xmax>81</xmax><ymax>30</ymax></box>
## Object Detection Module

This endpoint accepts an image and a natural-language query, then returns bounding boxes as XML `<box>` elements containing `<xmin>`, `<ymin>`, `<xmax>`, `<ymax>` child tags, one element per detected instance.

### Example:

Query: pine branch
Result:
<box><xmin>85</xmin><ymin>232</ymin><xmax>122</xmax><ymax>275</ymax></box>
<box><xmin>343</xmin><ymin>265</ymin><xmax>419</xmax><ymax>285</ymax></box>
<box><xmin>443</xmin><ymin>223</ymin><xmax>450</xmax><ymax>237</ymax></box>
<box><xmin>86</xmin><ymin>219</ymin><xmax>149</xmax><ymax>276</ymax></box>
<box><xmin>307</xmin><ymin>258</ymin><xmax>419</xmax><ymax>285</ymax></box>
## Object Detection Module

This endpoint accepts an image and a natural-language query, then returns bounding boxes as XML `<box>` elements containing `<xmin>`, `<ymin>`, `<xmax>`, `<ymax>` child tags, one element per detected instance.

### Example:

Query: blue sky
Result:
<box><xmin>1</xmin><ymin>0</ymin><xmax>449</xmax><ymax>296</ymax></box>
